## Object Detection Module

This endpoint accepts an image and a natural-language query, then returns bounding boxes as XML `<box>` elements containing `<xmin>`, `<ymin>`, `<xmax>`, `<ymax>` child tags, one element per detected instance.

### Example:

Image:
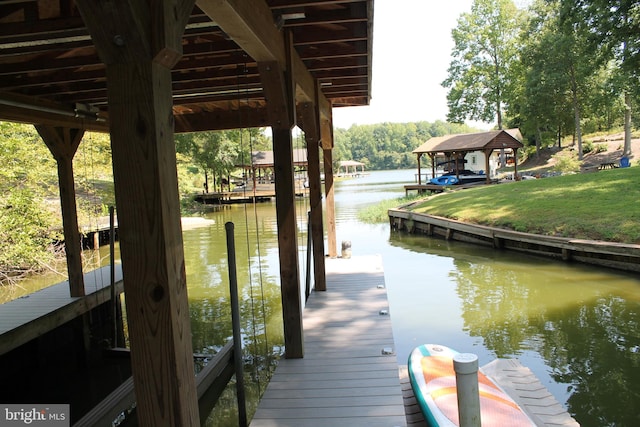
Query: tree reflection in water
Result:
<box><xmin>181</xmin><ymin>206</ymin><xmax>286</xmax><ymax>427</ymax></box>
<box><xmin>452</xmin><ymin>257</ymin><xmax>640</xmax><ymax>427</ymax></box>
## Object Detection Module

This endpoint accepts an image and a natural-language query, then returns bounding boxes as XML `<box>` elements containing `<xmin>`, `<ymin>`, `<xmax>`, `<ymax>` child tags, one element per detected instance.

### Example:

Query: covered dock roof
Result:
<box><xmin>412</xmin><ymin>129</ymin><xmax>523</xmax><ymax>155</ymax></box>
<box><xmin>412</xmin><ymin>129</ymin><xmax>524</xmax><ymax>185</ymax></box>
<box><xmin>250</xmin><ymin>149</ymin><xmax>309</xmax><ymax>168</ymax></box>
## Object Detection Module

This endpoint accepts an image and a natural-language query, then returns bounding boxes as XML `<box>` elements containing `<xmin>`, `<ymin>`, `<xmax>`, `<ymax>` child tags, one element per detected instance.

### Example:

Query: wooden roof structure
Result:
<box><xmin>412</xmin><ymin>129</ymin><xmax>524</xmax><ymax>185</ymax></box>
<box><xmin>338</xmin><ymin>159</ymin><xmax>365</xmax><ymax>167</ymax></box>
<box><xmin>412</xmin><ymin>129</ymin><xmax>523</xmax><ymax>155</ymax></box>
<box><xmin>250</xmin><ymin>148</ymin><xmax>308</xmax><ymax>168</ymax></box>
<box><xmin>0</xmin><ymin>1</ymin><xmax>374</xmax><ymax>424</ymax></box>
<box><xmin>0</xmin><ymin>0</ymin><xmax>373</xmax><ymax>133</ymax></box>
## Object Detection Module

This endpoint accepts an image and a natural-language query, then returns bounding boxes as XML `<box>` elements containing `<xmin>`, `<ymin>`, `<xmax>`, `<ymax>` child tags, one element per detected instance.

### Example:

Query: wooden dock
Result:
<box><xmin>250</xmin><ymin>255</ymin><xmax>407</xmax><ymax>427</ymax></box>
<box><xmin>194</xmin><ymin>183</ymin><xmax>309</xmax><ymax>205</ymax></box>
<box><xmin>404</xmin><ymin>182</ymin><xmax>492</xmax><ymax>196</ymax></box>
<box><xmin>0</xmin><ymin>265</ymin><xmax>123</xmax><ymax>356</ymax></box>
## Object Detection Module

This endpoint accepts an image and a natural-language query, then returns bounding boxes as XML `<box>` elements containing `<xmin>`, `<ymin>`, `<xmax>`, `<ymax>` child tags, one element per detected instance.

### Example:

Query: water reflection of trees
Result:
<box><xmin>183</xmin><ymin>207</ymin><xmax>287</xmax><ymax>426</ymax></box>
<box><xmin>452</xmin><ymin>259</ymin><xmax>640</xmax><ymax>427</ymax></box>
<box><xmin>535</xmin><ymin>296</ymin><xmax>640</xmax><ymax>427</ymax></box>
<box><xmin>454</xmin><ymin>260</ymin><xmax>538</xmax><ymax>357</ymax></box>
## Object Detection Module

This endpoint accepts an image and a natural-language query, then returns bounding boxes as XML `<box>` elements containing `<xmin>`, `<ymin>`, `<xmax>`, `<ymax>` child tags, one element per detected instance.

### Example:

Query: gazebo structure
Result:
<box><xmin>337</xmin><ymin>159</ymin><xmax>366</xmax><ymax>176</ymax></box>
<box><xmin>412</xmin><ymin>129</ymin><xmax>524</xmax><ymax>185</ymax></box>
<box><xmin>248</xmin><ymin>148</ymin><xmax>309</xmax><ymax>181</ymax></box>
<box><xmin>0</xmin><ymin>1</ymin><xmax>373</xmax><ymax>424</ymax></box>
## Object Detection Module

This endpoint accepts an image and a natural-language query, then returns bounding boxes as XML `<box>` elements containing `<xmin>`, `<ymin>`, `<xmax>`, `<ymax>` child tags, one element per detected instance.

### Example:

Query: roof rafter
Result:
<box><xmin>196</xmin><ymin>0</ymin><xmax>331</xmax><ymax>119</ymax></box>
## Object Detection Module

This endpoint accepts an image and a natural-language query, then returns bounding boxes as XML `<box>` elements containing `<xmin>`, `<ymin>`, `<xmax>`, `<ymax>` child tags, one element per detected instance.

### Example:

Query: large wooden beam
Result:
<box><xmin>35</xmin><ymin>125</ymin><xmax>85</xmax><ymax>297</ymax></box>
<box><xmin>75</xmin><ymin>1</ymin><xmax>200</xmax><ymax>425</ymax></box>
<box><xmin>323</xmin><ymin>147</ymin><xmax>337</xmax><ymax>258</ymax></box>
<box><xmin>272</xmin><ymin>126</ymin><xmax>304</xmax><ymax>358</ymax></box>
<box><xmin>320</xmin><ymin>108</ymin><xmax>337</xmax><ymax>257</ymax></box>
<box><xmin>300</xmin><ymin>101</ymin><xmax>327</xmax><ymax>292</ymax></box>
<box><xmin>196</xmin><ymin>0</ymin><xmax>332</xmax><ymax>120</ymax></box>
<box><xmin>174</xmin><ymin>106</ymin><xmax>270</xmax><ymax>133</ymax></box>
<box><xmin>1</xmin><ymin>92</ymin><xmax>109</xmax><ymax>132</ymax></box>
<box><xmin>258</xmin><ymin>33</ymin><xmax>304</xmax><ymax>358</ymax></box>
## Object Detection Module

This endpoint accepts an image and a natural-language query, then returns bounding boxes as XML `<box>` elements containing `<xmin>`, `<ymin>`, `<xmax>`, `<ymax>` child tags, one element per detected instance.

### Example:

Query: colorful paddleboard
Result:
<box><xmin>408</xmin><ymin>344</ymin><xmax>536</xmax><ymax>426</ymax></box>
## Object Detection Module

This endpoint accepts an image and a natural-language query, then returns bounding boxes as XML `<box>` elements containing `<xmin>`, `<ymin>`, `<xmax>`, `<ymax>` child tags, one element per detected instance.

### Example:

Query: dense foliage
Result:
<box><xmin>333</xmin><ymin>121</ymin><xmax>474</xmax><ymax>170</ymax></box>
<box><xmin>0</xmin><ymin>122</ymin><xmax>60</xmax><ymax>281</ymax></box>
<box><xmin>442</xmin><ymin>0</ymin><xmax>522</xmax><ymax>130</ymax></box>
<box><xmin>443</xmin><ymin>0</ymin><xmax>639</xmax><ymax>156</ymax></box>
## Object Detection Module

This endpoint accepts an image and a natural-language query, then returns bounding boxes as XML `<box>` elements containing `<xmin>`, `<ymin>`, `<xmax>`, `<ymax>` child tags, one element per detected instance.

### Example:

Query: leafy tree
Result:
<box><xmin>568</xmin><ymin>0</ymin><xmax>639</xmax><ymax>156</ymax></box>
<box><xmin>0</xmin><ymin>190</ymin><xmax>58</xmax><ymax>279</ymax></box>
<box><xmin>555</xmin><ymin>0</ymin><xmax>605</xmax><ymax>159</ymax></box>
<box><xmin>175</xmin><ymin>129</ymin><xmax>267</xmax><ymax>193</ymax></box>
<box><xmin>0</xmin><ymin>122</ymin><xmax>60</xmax><ymax>282</ymax></box>
<box><xmin>509</xmin><ymin>0</ymin><xmax>576</xmax><ymax>153</ymax></box>
<box><xmin>442</xmin><ymin>0</ymin><xmax>522</xmax><ymax>129</ymax></box>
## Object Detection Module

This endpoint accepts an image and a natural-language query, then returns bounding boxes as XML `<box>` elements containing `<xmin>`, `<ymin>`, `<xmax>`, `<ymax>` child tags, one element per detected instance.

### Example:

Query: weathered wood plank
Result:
<box><xmin>251</xmin><ymin>416</ymin><xmax>407</xmax><ymax>427</ymax></box>
<box><xmin>482</xmin><ymin>359</ymin><xmax>579</xmax><ymax>427</ymax></box>
<box><xmin>258</xmin><ymin>386</ymin><xmax>403</xmax><ymax>400</ymax></box>
<box><xmin>257</xmin><ymin>395</ymin><xmax>402</xmax><ymax>409</ymax></box>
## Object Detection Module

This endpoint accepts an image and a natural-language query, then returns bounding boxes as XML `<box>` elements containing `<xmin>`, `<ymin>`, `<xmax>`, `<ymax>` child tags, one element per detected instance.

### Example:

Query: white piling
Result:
<box><xmin>453</xmin><ymin>353</ymin><xmax>481</xmax><ymax>427</ymax></box>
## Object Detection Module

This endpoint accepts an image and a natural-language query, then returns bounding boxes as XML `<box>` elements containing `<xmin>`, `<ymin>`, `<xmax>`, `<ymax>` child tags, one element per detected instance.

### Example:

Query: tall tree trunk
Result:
<box><xmin>569</xmin><ymin>65</ymin><xmax>583</xmax><ymax>160</ymax></box>
<box><xmin>624</xmin><ymin>91</ymin><xmax>632</xmax><ymax>157</ymax></box>
<box><xmin>557</xmin><ymin>124</ymin><xmax>562</xmax><ymax>148</ymax></box>
<box><xmin>496</xmin><ymin>87</ymin><xmax>503</xmax><ymax>130</ymax></box>
<box><xmin>536</xmin><ymin>126</ymin><xmax>542</xmax><ymax>158</ymax></box>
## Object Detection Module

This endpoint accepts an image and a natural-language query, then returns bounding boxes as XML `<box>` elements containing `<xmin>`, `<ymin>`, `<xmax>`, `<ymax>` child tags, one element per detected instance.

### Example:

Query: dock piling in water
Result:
<box><xmin>453</xmin><ymin>353</ymin><xmax>481</xmax><ymax>427</ymax></box>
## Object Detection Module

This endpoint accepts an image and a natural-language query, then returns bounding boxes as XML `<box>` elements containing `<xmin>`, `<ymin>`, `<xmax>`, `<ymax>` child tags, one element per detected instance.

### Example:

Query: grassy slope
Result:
<box><xmin>406</xmin><ymin>167</ymin><xmax>640</xmax><ymax>244</ymax></box>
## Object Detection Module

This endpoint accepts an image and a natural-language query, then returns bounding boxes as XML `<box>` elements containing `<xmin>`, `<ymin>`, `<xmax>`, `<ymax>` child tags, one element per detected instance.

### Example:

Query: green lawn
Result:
<box><xmin>404</xmin><ymin>167</ymin><xmax>640</xmax><ymax>244</ymax></box>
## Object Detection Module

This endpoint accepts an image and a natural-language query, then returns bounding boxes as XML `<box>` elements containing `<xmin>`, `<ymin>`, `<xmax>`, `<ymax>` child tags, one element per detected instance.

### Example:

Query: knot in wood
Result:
<box><xmin>150</xmin><ymin>284</ymin><xmax>165</xmax><ymax>302</ymax></box>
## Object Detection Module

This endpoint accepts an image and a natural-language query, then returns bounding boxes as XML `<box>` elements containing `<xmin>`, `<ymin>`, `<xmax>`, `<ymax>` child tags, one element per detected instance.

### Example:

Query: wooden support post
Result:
<box><xmin>36</xmin><ymin>125</ymin><xmax>85</xmax><ymax>297</ymax></box>
<box><xmin>323</xmin><ymin>148</ymin><xmax>337</xmax><ymax>258</ymax></box>
<box><xmin>272</xmin><ymin>127</ymin><xmax>304</xmax><ymax>358</ymax></box>
<box><xmin>258</xmin><ymin>33</ymin><xmax>304</xmax><ymax>358</ymax></box>
<box><xmin>76</xmin><ymin>1</ymin><xmax>200</xmax><ymax>425</ymax></box>
<box><xmin>320</xmin><ymin>112</ymin><xmax>337</xmax><ymax>258</ymax></box>
<box><xmin>430</xmin><ymin>153</ymin><xmax>436</xmax><ymax>180</ymax></box>
<box><xmin>446</xmin><ymin>228</ymin><xmax>454</xmax><ymax>241</ymax></box>
<box><xmin>426</xmin><ymin>223</ymin><xmax>433</xmax><ymax>236</ymax></box>
<box><xmin>484</xmin><ymin>149</ymin><xmax>492</xmax><ymax>184</ymax></box>
<box><xmin>417</xmin><ymin>154</ymin><xmax>422</xmax><ymax>185</ymax></box>
<box><xmin>107</xmin><ymin>63</ymin><xmax>199</xmax><ymax>426</ymax></box>
<box><xmin>300</xmin><ymin>101</ymin><xmax>327</xmax><ymax>292</ymax></box>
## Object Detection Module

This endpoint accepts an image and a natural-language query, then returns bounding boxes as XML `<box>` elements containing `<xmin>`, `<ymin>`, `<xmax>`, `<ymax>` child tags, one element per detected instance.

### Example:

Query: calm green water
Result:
<box><xmin>6</xmin><ymin>170</ymin><xmax>640</xmax><ymax>426</ymax></box>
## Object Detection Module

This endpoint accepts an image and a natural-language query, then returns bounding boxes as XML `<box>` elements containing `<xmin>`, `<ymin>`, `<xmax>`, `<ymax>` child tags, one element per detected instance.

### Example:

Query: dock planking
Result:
<box><xmin>250</xmin><ymin>255</ymin><xmax>407</xmax><ymax>427</ymax></box>
<box><xmin>0</xmin><ymin>265</ymin><xmax>123</xmax><ymax>356</ymax></box>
